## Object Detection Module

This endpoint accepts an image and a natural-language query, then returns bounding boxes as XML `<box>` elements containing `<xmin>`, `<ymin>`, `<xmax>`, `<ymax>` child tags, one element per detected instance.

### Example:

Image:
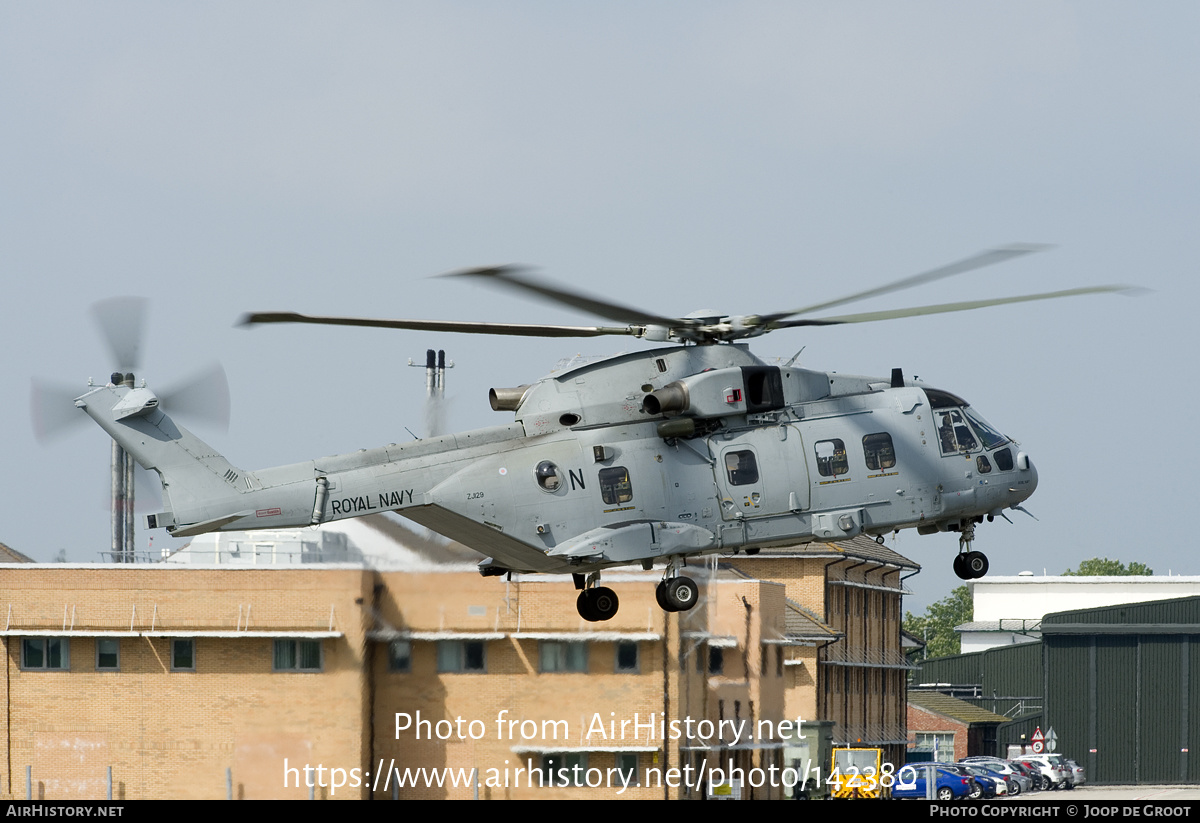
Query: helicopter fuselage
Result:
<box><xmin>78</xmin><ymin>343</ymin><xmax>1036</xmax><ymax>581</ymax></box>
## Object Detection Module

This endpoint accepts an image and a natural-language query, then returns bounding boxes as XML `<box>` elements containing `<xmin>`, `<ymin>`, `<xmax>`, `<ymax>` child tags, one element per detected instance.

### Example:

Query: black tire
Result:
<box><xmin>1041</xmin><ymin>776</ymin><xmax>1051</xmax><ymax>791</ymax></box>
<box><xmin>576</xmin><ymin>590</ymin><xmax>599</xmax><ymax>622</ymax></box>
<box><xmin>656</xmin><ymin>580</ymin><xmax>676</xmax><ymax>612</ymax></box>
<box><xmin>590</xmin><ymin>587</ymin><xmax>619</xmax><ymax>621</ymax></box>
<box><xmin>665</xmin><ymin>576</ymin><xmax>699</xmax><ymax>611</ymax></box>
<box><xmin>937</xmin><ymin>786</ymin><xmax>954</xmax><ymax>801</ymax></box>
<box><xmin>953</xmin><ymin>553</ymin><xmax>971</xmax><ymax>580</ymax></box>
<box><xmin>965</xmin><ymin>551</ymin><xmax>989</xmax><ymax>579</ymax></box>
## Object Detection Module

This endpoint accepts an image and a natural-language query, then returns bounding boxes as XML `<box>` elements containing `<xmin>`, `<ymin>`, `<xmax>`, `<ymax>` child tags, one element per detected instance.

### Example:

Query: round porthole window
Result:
<box><xmin>535</xmin><ymin>461</ymin><xmax>562</xmax><ymax>492</ymax></box>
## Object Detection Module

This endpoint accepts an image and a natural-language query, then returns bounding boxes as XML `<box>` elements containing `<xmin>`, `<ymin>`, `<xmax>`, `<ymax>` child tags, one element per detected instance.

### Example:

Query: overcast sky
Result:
<box><xmin>2</xmin><ymin>3</ymin><xmax>1194</xmax><ymax>612</ymax></box>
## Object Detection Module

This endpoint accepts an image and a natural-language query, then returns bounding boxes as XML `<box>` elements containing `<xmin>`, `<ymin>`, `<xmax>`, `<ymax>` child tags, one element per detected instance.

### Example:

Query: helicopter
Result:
<box><xmin>69</xmin><ymin>245</ymin><xmax>1127</xmax><ymax>621</ymax></box>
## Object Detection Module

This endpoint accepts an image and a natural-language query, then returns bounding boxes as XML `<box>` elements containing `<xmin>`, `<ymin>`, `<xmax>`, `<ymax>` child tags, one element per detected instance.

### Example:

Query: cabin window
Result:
<box><xmin>599</xmin><ymin>466</ymin><xmax>633</xmax><ymax>504</ymax></box>
<box><xmin>862</xmin><ymin>432</ymin><xmax>897</xmax><ymax>470</ymax></box>
<box><xmin>724</xmin><ymin>450</ymin><xmax>759</xmax><ymax>486</ymax></box>
<box><xmin>535</xmin><ymin>460</ymin><xmax>562</xmax><ymax>492</ymax></box>
<box><xmin>977</xmin><ymin>455</ymin><xmax>992</xmax><ymax>473</ymax></box>
<box><xmin>814</xmin><ymin>439</ymin><xmax>849</xmax><ymax>477</ymax></box>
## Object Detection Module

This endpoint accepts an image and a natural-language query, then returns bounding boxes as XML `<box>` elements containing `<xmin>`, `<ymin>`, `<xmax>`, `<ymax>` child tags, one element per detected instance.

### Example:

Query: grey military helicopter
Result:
<box><xmin>70</xmin><ymin>245</ymin><xmax>1125</xmax><ymax>621</ymax></box>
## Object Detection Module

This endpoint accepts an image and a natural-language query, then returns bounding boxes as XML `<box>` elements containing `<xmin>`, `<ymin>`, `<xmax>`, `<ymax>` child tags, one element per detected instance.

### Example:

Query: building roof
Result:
<box><xmin>0</xmin><ymin>541</ymin><xmax>35</xmax><ymax>563</ymax></box>
<box><xmin>784</xmin><ymin>599</ymin><xmax>842</xmax><ymax>642</ymax></box>
<box><xmin>907</xmin><ymin>690</ymin><xmax>1011</xmax><ymax>725</ymax></box>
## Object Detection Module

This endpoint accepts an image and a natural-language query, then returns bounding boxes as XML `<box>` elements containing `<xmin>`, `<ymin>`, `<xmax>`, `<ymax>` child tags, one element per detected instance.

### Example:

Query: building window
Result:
<box><xmin>615</xmin><ymin>641</ymin><xmax>639</xmax><ymax>673</ymax></box>
<box><xmin>96</xmin><ymin>638</ymin><xmax>119</xmax><ymax>671</ymax></box>
<box><xmin>708</xmin><ymin>646</ymin><xmax>724</xmax><ymax>675</ymax></box>
<box><xmin>542</xmin><ymin>753</ymin><xmax>588</xmax><ymax>787</ymax></box>
<box><xmin>273</xmin><ymin>639</ymin><xmax>323</xmax><ymax>672</ymax></box>
<box><xmin>21</xmin><ymin>638</ymin><xmax>68</xmax><ymax>670</ymax></box>
<box><xmin>171</xmin><ymin>639</ymin><xmax>195</xmax><ymax>672</ymax></box>
<box><xmin>914</xmin><ymin>732</ymin><xmax>956</xmax><ymax>763</ymax></box>
<box><xmin>437</xmin><ymin>640</ymin><xmax>486</xmax><ymax>673</ymax></box>
<box><xmin>388</xmin><ymin>640</ymin><xmax>412</xmax><ymax>673</ymax></box>
<box><xmin>616</xmin><ymin>753</ymin><xmax>639</xmax><ymax>787</ymax></box>
<box><xmin>540</xmin><ymin>641</ymin><xmax>588</xmax><ymax>673</ymax></box>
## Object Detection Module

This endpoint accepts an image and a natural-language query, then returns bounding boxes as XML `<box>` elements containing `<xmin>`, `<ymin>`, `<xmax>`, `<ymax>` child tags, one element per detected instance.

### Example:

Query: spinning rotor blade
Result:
<box><xmin>763</xmin><ymin>243</ymin><xmax>1053</xmax><ymax>323</ymax></box>
<box><xmin>159</xmin><ymin>363</ymin><xmax>231</xmax><ymax>432</ymax></box>
<box><xmin>240</xmin><ymin>311</ymin><xmax>636</xmax><ymax>339</ymax></box>
<box><xmin>440</xmin><ymin>265</ymin><xmax>685</xmax><ymax>328</ymax></box>
<box><xmin>774</xmin><ymin>285</ymin><xmax>1133</xmax><ymax>328</ymax></box>
<box><xmin>91</xmin><ymin>296</ymin><xmax>148</xmax><ymax>373</ymax></box>
<box><xmin>31</xmin><ymin>378</ymin><xmax>88</xmax><ymax>443</ymax></box>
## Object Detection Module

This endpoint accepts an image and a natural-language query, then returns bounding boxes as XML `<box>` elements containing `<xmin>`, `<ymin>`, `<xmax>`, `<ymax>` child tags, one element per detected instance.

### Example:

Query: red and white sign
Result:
<box><xmin>1031</xmin><ymin>727</ymin><xmax>1045</xmax><ymax>754</ymax></box>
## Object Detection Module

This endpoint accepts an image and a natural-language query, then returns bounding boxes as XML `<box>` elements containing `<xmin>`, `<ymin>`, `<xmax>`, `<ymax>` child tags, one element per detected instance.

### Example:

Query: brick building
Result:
<box><xmin>1</xmin><ymin>533</ymin><xmax>915</xmax><ymax>800</ymax></box>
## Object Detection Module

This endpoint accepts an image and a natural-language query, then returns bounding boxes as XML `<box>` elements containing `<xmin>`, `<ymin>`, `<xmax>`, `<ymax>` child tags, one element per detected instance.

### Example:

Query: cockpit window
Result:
<box><xmin>963</xmin><ymin>407</ymin><xmax>1009</xmax><ymax>450</ymax></box>
<box><xmin>937</xmin><ymin>410</ymin><xmax>979</xmax><ymax>455</ymax></box>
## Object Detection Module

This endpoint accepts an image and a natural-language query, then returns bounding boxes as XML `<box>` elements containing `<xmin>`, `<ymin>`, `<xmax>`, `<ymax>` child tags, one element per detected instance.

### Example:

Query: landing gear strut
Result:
<box><xmin>952</xmin><ymin>521</ymin><xmax>989</xmax><ymax>580</ymax></box>
<box><xmin>575</xmin><ymin>572</ymin><xmax>619</xmax><ymax>622</ymax></box>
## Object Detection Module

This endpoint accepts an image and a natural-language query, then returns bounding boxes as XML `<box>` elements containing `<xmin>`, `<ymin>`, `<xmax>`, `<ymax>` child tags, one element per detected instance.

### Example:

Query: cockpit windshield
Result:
<box><xmin>926</xmin><ymin>388</ymin><xmax>1011</xmax><ymax>456</ymax></box>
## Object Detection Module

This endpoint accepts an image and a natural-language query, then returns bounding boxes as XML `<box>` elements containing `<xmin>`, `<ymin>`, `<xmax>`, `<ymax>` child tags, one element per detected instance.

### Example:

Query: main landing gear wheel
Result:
<box><xmin>658</xmin><ymin>576</ymin><xmax>698</xmax><ymax>612</ymax></box>
<box><xmin>577</xmin><ymin>587</ymin><xmax>619</xmax><ymax>622</ymax></box>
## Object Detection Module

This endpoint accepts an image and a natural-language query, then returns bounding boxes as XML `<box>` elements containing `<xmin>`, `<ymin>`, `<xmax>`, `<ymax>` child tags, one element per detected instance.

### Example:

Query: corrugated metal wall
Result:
<box><xmin>911</xmin><ymin>596</ymin><xmax>1200</xmax><ymax>784</ymax></box>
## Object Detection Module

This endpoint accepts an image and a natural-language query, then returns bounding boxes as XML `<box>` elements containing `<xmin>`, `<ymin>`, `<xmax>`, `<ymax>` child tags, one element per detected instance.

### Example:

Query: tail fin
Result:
<box><xmin>76</xmin><ymin>382</ymin><xmax>250</xmax><ymax>532</ymax></box>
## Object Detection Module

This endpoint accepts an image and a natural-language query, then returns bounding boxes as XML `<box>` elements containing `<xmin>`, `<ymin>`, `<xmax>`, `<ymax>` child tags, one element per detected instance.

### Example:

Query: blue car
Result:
<box><xmin>892</xmin><ymin>764</ymin><xmax>974</xmax><ymax>800</ymax></box>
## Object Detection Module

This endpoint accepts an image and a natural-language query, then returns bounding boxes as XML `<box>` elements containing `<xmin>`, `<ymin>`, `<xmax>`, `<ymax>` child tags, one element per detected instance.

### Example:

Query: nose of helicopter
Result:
<box><xmin>1011</xmin><ymin>450</ymin><xmax>1038</xmax><ymax>504</ymax></box>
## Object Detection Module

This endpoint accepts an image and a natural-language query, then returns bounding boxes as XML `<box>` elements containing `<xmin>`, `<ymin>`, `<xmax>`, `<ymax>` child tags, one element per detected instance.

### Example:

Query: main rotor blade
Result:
<box><xmin>774</xmin><ymin>285</ymin><xmax>1133</xmax><ymax>328</ymax></box>
<box><xmin>440</xmin><ymin>266</ymin><xmax>685</xmax><ymax>328</ymax></box>
<box><xmin>240</xmin><ymin>311</ymin><xmax>637</xmax><ymax>339</ymax></box>
<box><xmin>159</xmin><ymin>363</ymin><xmax>231</xmax><ymax>432</ymax></box>
<box><xmin>91</xmin><ymin>296</ymin><xmax>148</xmax><ymax>373</ymax></box>
<box><xmin>764</xmin><ymin>243</ymin><xmax>1053</xmax><ymax>323</ymax></box>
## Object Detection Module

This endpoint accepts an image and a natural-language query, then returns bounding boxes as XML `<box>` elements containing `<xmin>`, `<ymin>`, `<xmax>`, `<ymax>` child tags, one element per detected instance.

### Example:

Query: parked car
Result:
<box><xmin>956</xmin><ymin>763</ymin><xmax>1010</xmax><ymax>797</ymax></box>
<box><xmin>1008</xmin><ymin>760</ymin><xmax>1043</xmax><ymax>791</ymax></box>
<box><xmin>892</xmin><ymin>764</ymin><xmax>976</xmax><ymax>800</ymax></box>
<box><xmin>961</xmin><ymin>756</ymin><xmax>1031</xmax><ymax>795</ymax></box>
<box><xmin>1018</xmin><ymin>755</ymin><xmax>1072</xmax><ymax>790</ymax></box>
<box><xmin>1064</xmin><ymin>759</ymin><xmax>1086</xmax><ymax>787</ymax></box>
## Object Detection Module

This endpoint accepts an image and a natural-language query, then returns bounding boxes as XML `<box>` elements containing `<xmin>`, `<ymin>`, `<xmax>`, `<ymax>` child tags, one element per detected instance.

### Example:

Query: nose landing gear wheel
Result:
<box><xmin>953</xmin><ymin>550</ymin><xmax>990</xmax><ymax>580</ymax></box>
<box><xmin>965</xmin><ymin>550</ymin><xmax>989</xmax><ymax>578</ymax></box>
<box><xmin>577</xmin><ymin>586</ymin><xmax>619</xmax><ymax>622</ymax></box>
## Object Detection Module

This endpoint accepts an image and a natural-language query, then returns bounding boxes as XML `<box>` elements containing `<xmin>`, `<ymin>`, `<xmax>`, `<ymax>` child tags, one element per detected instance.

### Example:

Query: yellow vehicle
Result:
<box><xmin>829</xmin><ymin>748</ymin><xmax>886</xmax><ymax>799</ymax></box>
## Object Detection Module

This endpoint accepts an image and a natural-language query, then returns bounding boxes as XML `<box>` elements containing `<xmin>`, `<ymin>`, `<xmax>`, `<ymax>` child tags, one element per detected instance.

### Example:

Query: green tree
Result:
<box><xmin>904</xmin><ymin>585</ymin><xmax>972</xmax><ymax>660</ymax></box>
<box><xmin>1063</xmin><ymin>557</ymin><xmax>1153</xmax><ymax>576</ymax></box>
